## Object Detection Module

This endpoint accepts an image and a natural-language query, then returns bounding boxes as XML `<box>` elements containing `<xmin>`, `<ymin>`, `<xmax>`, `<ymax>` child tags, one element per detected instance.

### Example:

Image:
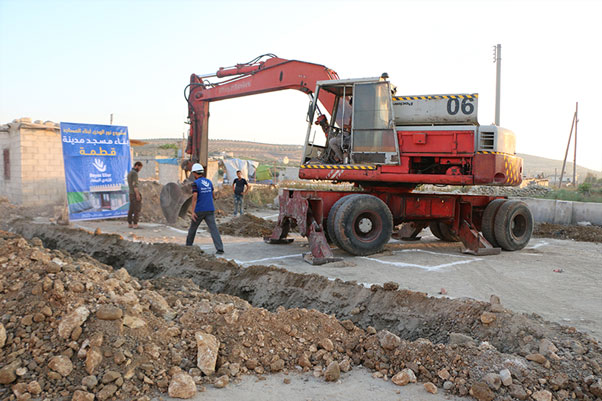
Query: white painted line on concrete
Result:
<box><xmin>235</xmin><ymin>253</ymin><xmax>303</xmax><ymax>265</ymax></box>
<box><xmin>168</xmin><ymin>227</ymin><xmax>189</xmax><ymax>235</ymax></box>
<box><xmin>527</xmin><ymin>240</ymin><xmax>549</xmax><ymax>249</ymax></box>
<box><xmin>393</xmin><ymin>248</ymin><xmax>476</xmax><ymax>259</ymax></box>
<box><xmin>360</xmin><ymin>255</ymin><xmax>481</xmax><ymax>272</ymax></box>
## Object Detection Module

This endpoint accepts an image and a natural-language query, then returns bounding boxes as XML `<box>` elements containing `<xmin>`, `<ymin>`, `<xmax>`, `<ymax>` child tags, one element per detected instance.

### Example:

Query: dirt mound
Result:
<box><xmin>534</xmin><ymin>222</ymin><xmax>602</xmax><ymax>243</ymax></box>
<box><xmin>214</xmin><ymin>186</ymin><xmax>278</xmax><ymax>216</ymax></box>
<box><xmin>139</xmin><ymin>180</ymin><xmax>166</xmax><ymax>224</ymax></box>
<box><xmin>4</xmin><ymin>222</ymin><xmax>602</xmax><ymax>400</ymax></box>
<box><xmin>218</xmin><ymin>214</ymin><xmax>275</xmax><ymax>237</ymax></box>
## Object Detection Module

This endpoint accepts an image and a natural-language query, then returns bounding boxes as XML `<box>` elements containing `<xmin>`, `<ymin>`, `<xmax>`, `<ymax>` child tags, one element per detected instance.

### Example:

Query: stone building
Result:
<box><xmin>0</xmin><ymin>118</ymin><xmax>66</xmax><ymax>206</ymax></box>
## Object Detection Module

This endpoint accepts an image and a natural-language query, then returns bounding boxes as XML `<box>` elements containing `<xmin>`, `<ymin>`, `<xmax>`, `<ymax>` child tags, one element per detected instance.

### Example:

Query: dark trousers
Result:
<box><xmin>128</xmin><ymin>194</ymin><xmax>142</xmax><ymax>225</ymax></box>
<box><xmin>186</xmin><ymin>211</ymin><xmax>224</xmax><ymax>251</ymax></box>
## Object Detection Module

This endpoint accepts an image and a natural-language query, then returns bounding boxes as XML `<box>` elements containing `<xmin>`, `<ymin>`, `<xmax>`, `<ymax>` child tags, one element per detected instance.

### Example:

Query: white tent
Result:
<box><xmin>222</xmin><ymin>158</ymin><xmax>259</xmax><ymax>183</ymax></box>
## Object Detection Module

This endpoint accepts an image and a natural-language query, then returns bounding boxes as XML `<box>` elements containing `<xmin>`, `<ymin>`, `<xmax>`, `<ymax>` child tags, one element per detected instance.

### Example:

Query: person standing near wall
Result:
<box><xmin>232</xmin><ymin>170</ymin><xmax>249</xmax><ymax>216</ymax></box>
<box><xmin>186</xmin><ymin>163</ymin><xmax>224</xmax><ymax>254</ymax></box>
<box><xmin>127</xmin><ymin>161</ymin><xmax>143</xmax><ymax>228</ymax></box>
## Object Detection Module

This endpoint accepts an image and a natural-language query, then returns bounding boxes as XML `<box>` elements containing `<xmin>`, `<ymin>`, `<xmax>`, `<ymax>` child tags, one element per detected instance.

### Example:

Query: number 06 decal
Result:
<box><xmin>447</xmin><ymin>98</ymin><xmax>475</xmax><ymax>115</ymax></box>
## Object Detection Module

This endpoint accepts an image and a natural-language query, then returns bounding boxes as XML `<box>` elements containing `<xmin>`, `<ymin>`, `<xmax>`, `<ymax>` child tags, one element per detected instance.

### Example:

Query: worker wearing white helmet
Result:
<box><xmin>185</xmin><ymin>163</ymin><xmax>224</xmax><ymax>254</ymax></box>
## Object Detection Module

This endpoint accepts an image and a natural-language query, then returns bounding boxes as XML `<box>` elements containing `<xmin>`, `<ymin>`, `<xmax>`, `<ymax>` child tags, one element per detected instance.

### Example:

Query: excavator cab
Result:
<box><xmin>302</xmin><ymin>77</ymin><xmax>399</xmax><ymax>166</ymax></box>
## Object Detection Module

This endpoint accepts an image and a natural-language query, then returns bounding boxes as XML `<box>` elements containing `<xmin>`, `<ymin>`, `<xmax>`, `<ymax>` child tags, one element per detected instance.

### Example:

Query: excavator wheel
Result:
<box><xmin>429</xmin><ymin>222</ymin><xmax>444</xmax><ymax>240</ymax></box>
<box><xmin>493</xmin><ymin>200</ymin><xmax>533</xmax><ymax>251</ymax></box>
<box><xmin>326</xmin><ymin>195</ymin><xmax>353</xmax><ymax>249</ymax></box>
<box><xmin>332</xmin><ymin>194</ymin><xmax>393</xmax><ymax>256</ymax></box>
<box><xmin>429</xmin><ymin>222</ymin><xmax>460</xmax><ymax>242</ymax></box>
<box><xmin>437</xmin><ymin>222</ymin><xmax>461</xmax><ymax>242</ymax></box>
<box><xmin>481</xmin><ymin>199</ymin><xmax>507</xmax><ymax>247</ymax></box>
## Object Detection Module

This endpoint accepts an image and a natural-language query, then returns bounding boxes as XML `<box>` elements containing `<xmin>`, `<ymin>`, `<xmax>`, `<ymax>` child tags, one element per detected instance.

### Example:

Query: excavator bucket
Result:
<box><xmin>160</xmin><ymin>182</ymin><xmax>193</xmax><ymax>224</ymax></box>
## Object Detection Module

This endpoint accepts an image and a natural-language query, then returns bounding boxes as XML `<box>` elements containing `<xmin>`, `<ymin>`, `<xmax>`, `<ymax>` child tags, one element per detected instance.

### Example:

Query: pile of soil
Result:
<box><xmin>2</xmin><ymin>226</ymin><xmax>602</xmax><ymax>401</ymax></box>
<box><xmin>214</xmin><ymin>186</ymin><xmax>278</xmax><ymax>217</ymax></box>
<box><xmin>138</xmin><ymin>181</ymin><xmax>167</xmax><ymax>224</ymax></box>
<box><xmin>218</xmin><ymin>214</ymin><xmax>275</xmax><ymax>237</ymax></box>
<box><xmin>533</xmin><ymin>223</ymin><xmax>602</xmax><ymax>243</ymax></box>
<box><xmin>213</xmin><ymin>188</ymin><xmax>235</xmax><ymax>216</ymax></box>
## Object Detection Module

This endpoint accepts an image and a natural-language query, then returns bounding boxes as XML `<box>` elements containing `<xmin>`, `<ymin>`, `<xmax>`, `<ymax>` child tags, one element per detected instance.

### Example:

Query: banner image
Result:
<box><xmin>60</xmin><ymin>122</ymin><xmax>131</xmax><ymax>221</ymax></box>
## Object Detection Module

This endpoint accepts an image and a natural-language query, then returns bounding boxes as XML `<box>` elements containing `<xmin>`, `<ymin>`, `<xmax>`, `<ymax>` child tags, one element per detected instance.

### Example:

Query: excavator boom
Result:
<box><xmin>161</xmin><ymin>54</ymin><xmax>340</xmax><ymax>224</ymax></box>
<box><xmin>185</xmin><ymin>54</ymin><xmax>339</xmax><ymax>168</ymax></box>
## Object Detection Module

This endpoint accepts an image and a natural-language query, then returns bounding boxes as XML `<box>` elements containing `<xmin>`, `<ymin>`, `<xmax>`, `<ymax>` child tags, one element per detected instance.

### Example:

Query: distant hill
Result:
<box><xmin>137</xmin><ymin>138</ymin><xmax>601</xmax><ymax>180</ymax></box>
<box><xmin>518</xmin><ymin>153</ymin><xmax>602</xmax><ymax>181</ymax></box>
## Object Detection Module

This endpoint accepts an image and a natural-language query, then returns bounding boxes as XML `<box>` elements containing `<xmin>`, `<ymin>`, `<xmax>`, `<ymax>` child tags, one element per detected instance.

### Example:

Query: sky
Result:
<box><xmin>1</xmin><ymin>0</ymin><xmax>601</xmax><ymax>172</ymax></box>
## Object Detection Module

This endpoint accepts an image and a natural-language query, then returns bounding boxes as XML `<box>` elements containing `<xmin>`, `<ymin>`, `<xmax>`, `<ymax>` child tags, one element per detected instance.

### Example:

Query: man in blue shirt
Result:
<box><xmin>185</xmin><ymin>163</ymin><xmax>224</xmax><ymax>254</ymax></box>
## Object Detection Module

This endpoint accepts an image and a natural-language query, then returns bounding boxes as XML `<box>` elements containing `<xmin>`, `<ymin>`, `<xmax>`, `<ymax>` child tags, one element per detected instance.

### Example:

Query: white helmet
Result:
<box><xmin>191</xmin><ymin>163</ymin><xmax>204</xmax><ymax>173</ymax></box>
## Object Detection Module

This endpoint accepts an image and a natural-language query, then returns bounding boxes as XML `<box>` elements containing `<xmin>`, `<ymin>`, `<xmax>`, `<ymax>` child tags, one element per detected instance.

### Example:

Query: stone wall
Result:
<box><xmin>0</xmin><ymin>128</ymin><xmax>22</xmax><ymax>203</ymax></box>
<box><xmin>20</xmin><ymin>126</ymin><xmax>66</xmax><ymax>206</ymax></box>
<box><xmin>0</xmin><ymin>119</ymin><xmax>66</xmax><ymax>206</ymax></box>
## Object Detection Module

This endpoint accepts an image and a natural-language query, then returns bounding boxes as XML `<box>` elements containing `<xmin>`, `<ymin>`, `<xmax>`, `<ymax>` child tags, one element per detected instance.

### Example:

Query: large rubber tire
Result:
<box><xmin>429</xmin><ymin>222</ymin><xmax>459</xmax><ymax>242</ymax></box>
<box><xmin>332</xmin><ymin>194</ymin><xmax>393</xmax><ymax>256</ymax></box>
<box><xmin>437</xmin><ymin>222</ymin><xmax>460</xmax><ymax>242</ymax></box>
<box><xmin>493</xmin><ymin>200</ymin><xmax>533</xmax><ymax>251</ymax></box>
<box><xmin>326</xmin><ymin>195</ymin><xmax>353</xmax><ymax>249</ymax></box>
<box><xmin>481</xmin><ymin>199</ymin><xmax>506</xmax><ymax>247</ymax></box>
<box><xmin>429</xmin><ymin>221</ymin><xmax>444</xmax><ymax>240</ymax></box>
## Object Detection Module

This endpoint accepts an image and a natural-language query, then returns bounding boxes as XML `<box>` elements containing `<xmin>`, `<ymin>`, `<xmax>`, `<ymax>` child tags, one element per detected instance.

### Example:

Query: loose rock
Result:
<box><xmin>499</xmin><ymin>369</ymin><xmax>512</xmax><ymax>386</ymax></box>
<box><xmin>532</xmin><ymin>390</ymin><xmax>552</xmax><ymax>401</ymax></box>
<box><xmin>391</xmin><ymin>368</ymin><xmax>416</xmax><ymax>386</ymax></box>
<box><xmin>72</xmin><ymin>390</ymin><xmax>95</xmax><ymax>401</ymax></box>
<box><xmin>424</xmin><ymin>382</ymin><xmax>437</xmax><ymax>394</ymax></box>
<box><xmin>324</xmin><ymin>361</ymin><xmax>340</xmax><ymax>382</ymax></box>
<box><xmin>168</xmin><ymin>372</ymin><xmax>197</xmax><ymax>399</ymax></box>
<box><xmin>470</xmin><ymin>381</ymin><xmax>494</xmax><ymax>401</ymax></box>
<box><xmin>480</xmin><ymin>311</ymin><xmax>496</xmax><ymax>325</ymax></box>
<box><xmin>195</xmin><ymin>331</ymin><xmax>219</xmax><ymax>376</ymax></box>
<box><xmin>58</xmin><ymin>306</ymin><xmax>90</xmax><ymax>339</ymax></box>
<box><xmin>214</xmin><ymin>375</ymin><xmax>229</xmax><ymax>388</ymax></box>
<box><xmin>48</xmin><ymin>355</ymin><xmax>73</xmax><ymax>376</ymax></box>
<box><xmin>377</xmin><ymin>330</ymin><xmax>401</xmax><ymax>350</ymax></box>
<box><xmin>526</xmin><ymin>353</ymin><xmax>547</xmax><ymax>364</ymax></box>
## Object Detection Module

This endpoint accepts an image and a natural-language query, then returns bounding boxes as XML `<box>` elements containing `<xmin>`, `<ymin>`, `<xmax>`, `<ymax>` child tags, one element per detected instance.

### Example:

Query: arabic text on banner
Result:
<box><xmin>60</xmin><ymin>122</ymin><xmax>132</xmax><ymax>221</ymax></box>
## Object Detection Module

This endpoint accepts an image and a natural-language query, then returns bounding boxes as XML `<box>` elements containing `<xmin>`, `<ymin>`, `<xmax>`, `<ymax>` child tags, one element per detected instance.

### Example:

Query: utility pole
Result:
<box><xmin>110</xmin><ymin>114</ymin><xmax>114</xmax><ymax>125</ymax></box>
<box><xmin>573</xmin><ymin>102</ymin><xmax>578</xmax><ymax>185</ymax></box>
<box><xmin>493</xmin><ymin>44</ymin><xmax>502</xmax><ymax>126</ymax></box>
<box><xmin>559</xmin><ymin>102</ymin><xmax>578</xmax><ymax>188</ymax></box>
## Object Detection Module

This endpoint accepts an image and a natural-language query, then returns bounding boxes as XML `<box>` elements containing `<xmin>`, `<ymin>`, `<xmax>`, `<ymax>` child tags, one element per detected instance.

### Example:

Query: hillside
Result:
<box><xmin>136</xmin><ymin>139</ymin><xmax>601</xmax><ymax>179</ymax></box>
<box><xmin>518</xmin><ymin>153</ymin><xmax>602</xmax><ymax>180</ymax></box>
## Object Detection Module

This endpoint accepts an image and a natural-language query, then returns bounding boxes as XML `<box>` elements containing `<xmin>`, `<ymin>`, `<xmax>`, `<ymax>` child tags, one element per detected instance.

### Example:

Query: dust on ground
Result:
<box><xmin>218</xmin><ymin>214</ymin><xmax>275</xmax><ymax>237</ymax></box>
<box><xmin>534</xmin><ymin>222</ymin><xmax>602</xmax><ymax>243</ymax></box>
<box><xmin>2</xmin><ymin>221</ymin><xmax>602</xmax><ymax>401</ymax></box>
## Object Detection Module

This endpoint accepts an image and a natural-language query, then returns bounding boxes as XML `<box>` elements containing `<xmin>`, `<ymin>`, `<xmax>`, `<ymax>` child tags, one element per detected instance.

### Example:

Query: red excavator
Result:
<box><xmin>161</xmin><ymin>54</ymin><xmax>533</xmax><ymax>264</ymax></box>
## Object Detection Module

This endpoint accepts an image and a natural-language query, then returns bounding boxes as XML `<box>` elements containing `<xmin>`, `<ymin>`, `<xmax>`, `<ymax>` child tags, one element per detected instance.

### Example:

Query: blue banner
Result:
<box><xmin>60</xmin><ymin>122</ymin><xmax>132</xmax><ymax>221</ymax></box>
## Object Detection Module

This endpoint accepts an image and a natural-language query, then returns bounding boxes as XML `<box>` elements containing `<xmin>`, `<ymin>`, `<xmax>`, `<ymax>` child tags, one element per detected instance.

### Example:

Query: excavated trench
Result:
<box><xmin>10</xmin><ymin>220</ymin><xmax>602</xmax><ymax>362</ymax></box>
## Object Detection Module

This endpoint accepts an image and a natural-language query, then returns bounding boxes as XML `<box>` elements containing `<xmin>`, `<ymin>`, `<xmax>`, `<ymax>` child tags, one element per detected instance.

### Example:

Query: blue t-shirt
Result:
<box><xmin>192</xmin><ymin>177</ymin><xmax>215</xmax><ymax>213</ymax></box>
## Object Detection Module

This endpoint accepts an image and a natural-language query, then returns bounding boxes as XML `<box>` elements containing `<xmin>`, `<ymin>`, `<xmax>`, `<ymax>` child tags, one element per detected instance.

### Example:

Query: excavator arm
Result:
<box><xmin>161</xmin><ymin>54</ymin><xmax>339</xmax><ymax>224</ymax></box>
<box><xmin>184</xmin><ymin>54</ymin><xmax>339</xmax><ymax>169</ymax></box>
